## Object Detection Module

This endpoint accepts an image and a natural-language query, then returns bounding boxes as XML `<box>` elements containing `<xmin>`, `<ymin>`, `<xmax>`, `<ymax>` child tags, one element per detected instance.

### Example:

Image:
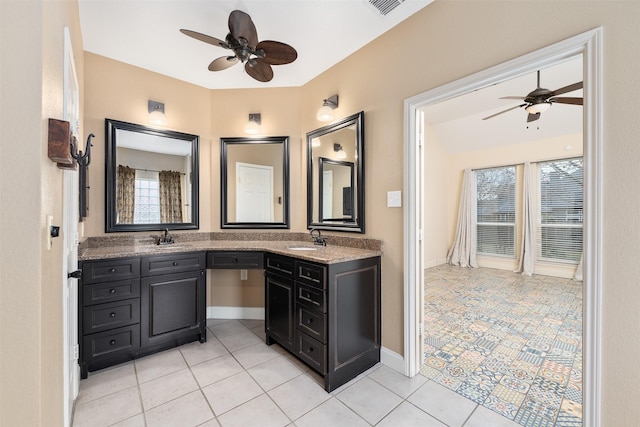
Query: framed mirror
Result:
<box><xmin>220</xmin><ymin>136</ymin><xmax>290</xmax><ymax>229</ymax></box>
<box><xmin>307</xmin><ymin>111</ymin><xmax>364</xmax><ymax>233</ymax></box>
<box><xmin>105</xmin><ymin>119</ymin><xmax>199</xmax><ymax>232</ymax></box>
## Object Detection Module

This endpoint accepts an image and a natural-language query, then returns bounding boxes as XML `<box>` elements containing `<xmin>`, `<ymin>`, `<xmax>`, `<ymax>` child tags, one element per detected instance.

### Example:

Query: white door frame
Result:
<box><xmin>63</xmin><ymin>26</ymin><xmax>80</xmax><ymax>426</ymax></box>
<box><xmin>403</xmin><ymin>28</ymin><xmax>602</xmax><ymax>426</ymax></box>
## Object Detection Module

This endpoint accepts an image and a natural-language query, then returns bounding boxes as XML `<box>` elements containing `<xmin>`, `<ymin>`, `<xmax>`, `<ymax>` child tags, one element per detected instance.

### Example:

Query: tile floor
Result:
<box><xmin>73</xmin><ymin>318</ymin><xmax>522</xmax><ymax>427</ymax></box>
<box><xmin>420</xmin><ymin>265</ymin><xmax>583</xmax><ymax>427</ymax></box>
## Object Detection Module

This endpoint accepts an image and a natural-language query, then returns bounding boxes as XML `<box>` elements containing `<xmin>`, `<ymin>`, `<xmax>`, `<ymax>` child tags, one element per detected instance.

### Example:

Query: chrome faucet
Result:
<box><xmin>310</xmin><ymin>228</ymin><xmax>326</xmax><ymax>246</ymax></box>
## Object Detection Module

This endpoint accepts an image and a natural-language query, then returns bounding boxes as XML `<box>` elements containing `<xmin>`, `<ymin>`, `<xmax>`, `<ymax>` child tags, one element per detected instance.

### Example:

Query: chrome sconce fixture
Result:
<box><xmin>148</xmin><ymin>100</ymin><xmax>167</xmax><ymax>125</ymax></box>
<box><xmin>333</xmin><ymin>143</ymin><xmax>347</xmax><ymax>159</ymax></box>
<box><xmin>317</xmin><ymin>94</ymin><xmax>339</xmax><ymax>122</ymax></box>
<box><xmin>245</xmin><ymin>113</ymin><xmax>261</xmax><ymax>134</ymax></box>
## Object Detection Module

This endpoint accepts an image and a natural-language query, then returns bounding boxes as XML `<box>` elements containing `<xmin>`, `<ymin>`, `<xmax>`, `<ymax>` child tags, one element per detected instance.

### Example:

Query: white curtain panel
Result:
<box><xmin>447</xmin><ymin>168</ymin><xmax>478</xmax><ymax>268</ymax></box>
<box><xmin>516</xmin><ymin>161</ymin><xmax>536</xmax><ymax>276</ymax></box>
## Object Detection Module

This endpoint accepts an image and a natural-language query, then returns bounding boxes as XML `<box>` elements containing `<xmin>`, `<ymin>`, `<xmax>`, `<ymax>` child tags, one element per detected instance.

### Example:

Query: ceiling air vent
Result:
<box><xmin>365</xmin><ymin>0</ymin><xmax>406</xmax><ymax>16</ymax></box>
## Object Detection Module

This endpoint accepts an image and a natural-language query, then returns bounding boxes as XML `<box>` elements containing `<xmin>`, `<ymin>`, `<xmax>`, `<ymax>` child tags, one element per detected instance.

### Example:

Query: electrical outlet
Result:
<box><xmin>240</xmin><ymin>269</ymin><xmax>248</xmax><ymax>280</ymax></box>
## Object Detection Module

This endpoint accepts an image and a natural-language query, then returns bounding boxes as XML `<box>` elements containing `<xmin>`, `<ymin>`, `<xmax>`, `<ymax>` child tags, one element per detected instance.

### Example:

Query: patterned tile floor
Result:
<box><xmin>420</xmin><ymin>265</ymin><xmax>582</xmax><ymax>427</ymax></box>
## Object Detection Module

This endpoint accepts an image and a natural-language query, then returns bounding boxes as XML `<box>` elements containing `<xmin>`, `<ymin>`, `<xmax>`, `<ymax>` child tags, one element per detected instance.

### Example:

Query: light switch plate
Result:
<box><xmin>387</xmin><ymin>191</ymin><xmax>402</xmax><ymax>208</ymax></box>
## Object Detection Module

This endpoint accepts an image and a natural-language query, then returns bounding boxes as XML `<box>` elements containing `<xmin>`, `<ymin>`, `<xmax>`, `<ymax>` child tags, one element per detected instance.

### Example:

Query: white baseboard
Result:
<box><xmin>207</xmin><ymin>306</ymin><xmax>265</xmax><ymax>320</ymax></box>
<box><xmin>380</xmin><ymin>346</ymin><xmax>405</xmax><ymax>374</ymax></box>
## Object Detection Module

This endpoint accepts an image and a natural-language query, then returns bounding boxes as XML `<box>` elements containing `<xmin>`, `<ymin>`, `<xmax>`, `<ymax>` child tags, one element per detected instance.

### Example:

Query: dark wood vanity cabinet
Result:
<box><xmin>264</xmin><ymin>253</ymin><xmax>381</xmax><ymax>392</ymax></box>
<box><xmin>79</xmin><ymin>252</ymin><xmax>206</xmax><ymax>378</ymax></box>
<box><xmin>140</xmin><ymin>253</ymin><xmax>207</xmax><ymax>351</ymax></box>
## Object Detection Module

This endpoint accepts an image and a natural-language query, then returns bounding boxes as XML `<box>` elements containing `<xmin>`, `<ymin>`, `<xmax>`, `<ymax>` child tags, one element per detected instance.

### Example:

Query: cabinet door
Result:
<box><xmin>141</xmin><ymin>270</ymin><xmax>206</xmax><ymax>348</ymax></box>
<box><xmin>265</xmin><ymin>272</ymin><xmax>294</xmax><ymax>352</ymax></box>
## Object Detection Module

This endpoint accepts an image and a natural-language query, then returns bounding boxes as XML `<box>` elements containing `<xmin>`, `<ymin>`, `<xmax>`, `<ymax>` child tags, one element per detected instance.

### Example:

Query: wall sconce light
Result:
<box><xmin>245</xmin><ymin>113</ymin><xmax>261</xmax><ymax>135</ymax></box>
<box><xmin>333</xmin><ymin>143</ymin><xmax>347</xmax><ymax>159</ymax></box>
<box><xmin>317</xmin><ymin>94</ymin><xmax>339</xmax><ymax>122</ymax></box>
<box><xmin>148</xmin><ymin>100</ymin><xmax>167</xmax><ymax>125</ymax></box>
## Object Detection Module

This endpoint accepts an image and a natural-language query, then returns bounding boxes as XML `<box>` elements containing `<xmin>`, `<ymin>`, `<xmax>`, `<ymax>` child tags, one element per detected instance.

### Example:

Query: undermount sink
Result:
<box><xmin>287</xmin><ymin>246</ymin><xmax>319</xmax><ymax>251</ymax></box>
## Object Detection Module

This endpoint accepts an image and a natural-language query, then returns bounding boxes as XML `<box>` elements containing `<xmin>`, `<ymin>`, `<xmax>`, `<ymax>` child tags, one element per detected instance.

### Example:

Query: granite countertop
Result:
<box><xmin>78</xmin><ymin>236</ymin><xmax>382</xmax><ymax>265</ymax></box>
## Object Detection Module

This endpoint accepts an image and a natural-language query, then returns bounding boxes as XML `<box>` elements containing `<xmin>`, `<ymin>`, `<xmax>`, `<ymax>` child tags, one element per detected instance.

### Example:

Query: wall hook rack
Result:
<box><xmin>71</xmin><ymin>133</ymin><xmax>95</xmax><ymax>167</ymax></box>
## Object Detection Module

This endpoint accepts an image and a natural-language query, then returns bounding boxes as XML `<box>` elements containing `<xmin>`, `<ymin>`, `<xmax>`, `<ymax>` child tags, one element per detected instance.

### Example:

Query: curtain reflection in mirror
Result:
<box><xmin>116</xmin><ymin>165</ymin><xmax>135</xmax><ymax>223</ymax></box>
<box><xmin>116</xmin><ymin>164</ymin><xmax>185</xmax><ymax>224</ymax></box>
<box><xmin>159</xmin><ymin>170</ymin><xmax>183</xmax><ymax>223</ymax></box>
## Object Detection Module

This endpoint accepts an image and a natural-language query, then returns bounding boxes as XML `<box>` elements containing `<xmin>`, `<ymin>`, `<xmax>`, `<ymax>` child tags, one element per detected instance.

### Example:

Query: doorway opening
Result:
<box><xmin>403</xmin><ymin>28</ymin><xmax>602</xmax><ymax>427</ymax></box>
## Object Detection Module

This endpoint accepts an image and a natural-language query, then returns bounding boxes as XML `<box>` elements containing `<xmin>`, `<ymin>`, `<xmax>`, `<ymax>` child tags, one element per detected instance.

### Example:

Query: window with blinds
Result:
<box><xmin>538</xmin><ymin>158</ymin><xmax>583</xmax><ymax>263</ymax></box>
<box><xmin>476</xmin><ymin>166</ymin><xmax>516</xmax><ymax>256</ymax></box>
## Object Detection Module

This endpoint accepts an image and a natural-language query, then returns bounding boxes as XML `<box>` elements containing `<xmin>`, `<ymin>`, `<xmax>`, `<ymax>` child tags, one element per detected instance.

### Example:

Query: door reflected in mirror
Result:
<box><xmin>307</xmin><ymin>111</ymin><xmax>364</xmax><ymax>233</ymax></box>
<box><xmin>220</xmin><ymin>136</ymin><xmax>290</xmax><ymax>229</ymax></box>
<box><xmin>105</xmin><ymin>119</ymin><xmax>200</xmax><ymax>232</ymax></box>
<box><xmin>319</xmin><ymin>158</ymin><xmax>354</xmax><ymax>222</ymax></box>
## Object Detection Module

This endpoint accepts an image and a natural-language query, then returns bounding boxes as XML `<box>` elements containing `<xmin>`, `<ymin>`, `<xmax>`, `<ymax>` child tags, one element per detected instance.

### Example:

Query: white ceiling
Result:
<box><xmin>423</xmin><ymin>56</ymin><xmax>584</xmax><ymax>153</ymax></box>
<box><xmin>78</xmin><ymin>0</ymin><xmax>433</xmax><ymax>90</ymax></box>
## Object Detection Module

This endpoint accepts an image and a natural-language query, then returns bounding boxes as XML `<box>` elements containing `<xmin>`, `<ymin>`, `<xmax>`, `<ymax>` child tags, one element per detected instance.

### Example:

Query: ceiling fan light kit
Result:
<box><xmin>181</xmin><ymin>10</ymin><xmax>297</xmax><ymax>83</ymax></box>
<box><xmin>483</xmin><ymin>70</ymin><xmax>583</xmax><ymax>123</ymax></box>
<box><xmin>525</xmin><ymin>102</ymin><xmax>551</xmax><ymax>114</ymax></box>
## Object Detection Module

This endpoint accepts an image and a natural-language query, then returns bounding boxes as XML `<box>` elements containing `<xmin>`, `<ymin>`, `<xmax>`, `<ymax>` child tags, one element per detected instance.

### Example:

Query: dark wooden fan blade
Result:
<box><xmin>245</xmin><ymin>59</ymin><xmax>273</xmax><ymax>82</ymax></box>
<box><xmin>256</xmin><ymin>41</ymin><xmax>298</xmax><ymax>65</ymax></box>
<box><xmin>229</xmin><ymin>10</ymin><xmax>258</xmax><ymax>47</ymax></box>
<box><xmin>550</xmin><ymin>81</ymin><xmax>583</xmax><ymax>97</ymax></box>
<box><xmin>482</xmin><ymin>104</ymin><xmax>525</xmax><ymax>120</ymax></box>
<box><xmin>208</xmin><ymin>56</ymin><xmax>239</xmax><ymax>71</ymax></box>
<box><xmin>551</xmin><ymin>97</ymin><xmax>583</xmax><ymax>105</ymax></box>
<box><xmin>527</xmin><ymin>113</ymin><xmax>541</xmax><ymax>123</ymax></box>
<box><xmin>180</xmin><ymin>29</ymin><xmax>228</xmax><ymax>48</ymax></box>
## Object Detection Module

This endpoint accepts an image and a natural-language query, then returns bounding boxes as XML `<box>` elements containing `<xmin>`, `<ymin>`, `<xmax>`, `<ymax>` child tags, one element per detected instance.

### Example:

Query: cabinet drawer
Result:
<box><xmin>141</xmin><ymin>252</ymin><xmax>206</xmax><ymax>276</ymax></box>
<box><xmin>83</xmin><ymin>298</ymin><xmax>140</xmax><ymax>334</ymax></box>
<box><xmin>83</xmin><ymin>279</ymin><xmax>139</xmax><ymax>306</ymax></box>
<box><xmin>83</xmin><ymin>325</ymin><xmax>139</xmax><ymax>359</ymax></box>
<box><xmin>265</xmin><ymin>254</ymin><xmax>295</xmax><ymax>278</ymax></box>
<box><xmin>297</xmin><ymin>333</ymin><xmax>326</xmax><ymax>374</ymax></box>
<box><xmin>297</xmin><ymin>305</ymin><xmax>326</xmax><ymax>343</ymax></box>
<box><xmin>207</xmin><ymin>251</ymin><xmax>263</xmax><ymax>269</ymax></box>
<box><xmin>296</xmin><ymin>261</ymin><xmax>325</xmax><ymax>289</ymax></box>
<box><xmin>296</xmin><ymin>283</ymin><xmax>326</xmax><ymax>312</ymax></box>
<box><xmin>81</xmin><ymin>258</ymin><xmax>140</xmax><ymax>284</ymax></box>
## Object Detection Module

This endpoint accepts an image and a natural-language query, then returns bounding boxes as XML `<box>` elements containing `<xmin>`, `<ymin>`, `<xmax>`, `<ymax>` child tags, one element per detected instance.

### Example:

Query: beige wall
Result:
<box><xmin>1</xmin><ymin>0</ymin><xmax>83</xmax><ymax>425</ymax></box>
<box><xmin>3</xmin><ymin>1</ymin><xmax>640</xmax><ymax>425</ymax></box>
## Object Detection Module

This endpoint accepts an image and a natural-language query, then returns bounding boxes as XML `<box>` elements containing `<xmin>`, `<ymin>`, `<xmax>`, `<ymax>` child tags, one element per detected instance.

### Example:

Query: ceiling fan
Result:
<box><xmin>482</xmin><ymin>70</ymin><xmax>583</xmax><ymax>123</ymax></box>
<box><xmin>180</xmin><ymin>10</ymin><xmax>298</xmax><ymax>82</ymax></box>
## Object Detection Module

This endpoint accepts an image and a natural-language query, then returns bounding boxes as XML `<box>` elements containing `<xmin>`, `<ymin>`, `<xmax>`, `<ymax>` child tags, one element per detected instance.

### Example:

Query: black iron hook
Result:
<box><xmin>71</xmin><ymin>133</ymin><xmax>94</xmax><ymax>167</ymax></box>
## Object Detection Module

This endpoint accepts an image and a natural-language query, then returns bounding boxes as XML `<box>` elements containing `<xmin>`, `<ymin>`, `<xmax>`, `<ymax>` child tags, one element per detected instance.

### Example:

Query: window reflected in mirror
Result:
<box><xmin>220</xmin><ymin>136</ymin><xmax>290</xmax><ymax>229</ymax></box>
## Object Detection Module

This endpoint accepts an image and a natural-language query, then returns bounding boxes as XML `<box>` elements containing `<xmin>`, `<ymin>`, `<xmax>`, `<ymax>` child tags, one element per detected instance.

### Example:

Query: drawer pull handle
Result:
<box><xmin>110</xmin><ymin>312</ymin><xmax>116</xmax><ymax>318</ymax></box>
<box><xmin>109</xmin><ymin>268</ymin><xmax>116</xmax><ymax>274</ymax></box>
<box><xmin>306</xmin><ymin>318</ymin><xmax>313</xmax><ymax>324</ymax></box>
<box><xmin>109</xmin><ymin>289</ymin><xmax>116</xmax><ymax>294</ymax></box>
<box><xmin>304</xmin><ymin>293</ymin><xmax>311</xmax><ymax>299</ymax></box>
<box><xmin>232</xmin><ymin>258</ymin><xmax>238</xmax><ymax>263</ymax></box>
<box><xmin>110</xmin><ymin>340</ymin><xmax>116</xmax><ymax>345</ymax></box>
<box><xmin>173</xmin><ymin>262</ymin><xmax>178</xmax><ymax>266</ymax></box>
<box><xmin>308</xmin><ymin>347</ymin><xmax>314</xmax><ymax>353</ymax></box>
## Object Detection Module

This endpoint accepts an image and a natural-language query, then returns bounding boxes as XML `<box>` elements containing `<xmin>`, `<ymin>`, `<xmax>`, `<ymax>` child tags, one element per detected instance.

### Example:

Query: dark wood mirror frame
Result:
<box><xmin>220</xmin><ymin>136</ymin><xmax>290</xmax><ymax>229</ymax></box>
<box><xmin>105</xmin><ymin>119</ymin><xmax>200</xmax><ymax>232</ymax></box>
<box><xmin>307</xmin><ymin>111</ymin><xmax>365</xmax><ymax>233</ymax></box>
